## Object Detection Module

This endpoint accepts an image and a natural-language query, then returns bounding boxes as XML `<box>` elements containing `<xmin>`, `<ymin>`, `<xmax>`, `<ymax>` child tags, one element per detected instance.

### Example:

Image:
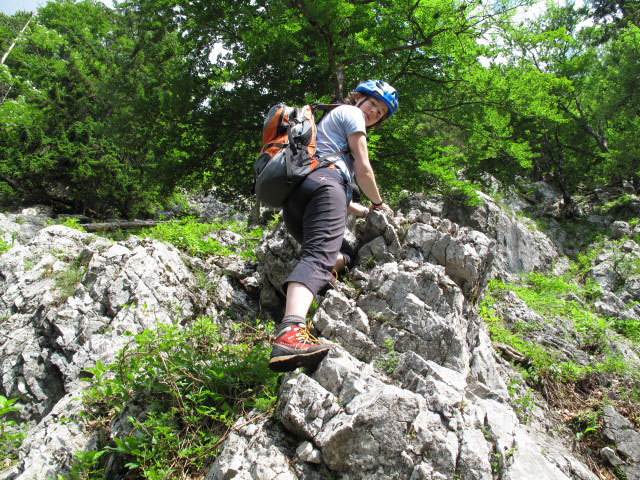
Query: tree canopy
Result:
<box><xmin>0</xmin><ymin>0</ymin><xmax>638</xmax><ymax>217</ymax></box>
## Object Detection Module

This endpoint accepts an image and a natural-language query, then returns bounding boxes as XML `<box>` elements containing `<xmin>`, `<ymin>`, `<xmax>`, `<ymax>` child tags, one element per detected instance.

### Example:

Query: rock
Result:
<box><xmin>399</xmin><ymin>192</ymin><xmax>559</xmax><ymax>279</ymax></box>
<box><xmin>0</xmin><ymin>383</ymin><xmax>97</xmax><ymax>480</ymax></box>
<box><xmin>190</xmin><ymin>190</ymin><xmax>249</xmax><ymax>224</ymax></box>
<box><xmin>205</xmin><ymin>415</ymin><xmax>325</xmax><ymax>480</ymax></box>
<box><xmin>602</xmin><ymin>406</ymin><xmax>640</xmax><ymax>463</ymax></box>
<box><xmin>255</xmin><ymin>222</ymin><xmax>300</xmax><ymax>296</ymax></box>
<box><xmin>601</xmin><ymin>446</ymin><xmax>625</xmax><ymax>466</ymax></box>
<box><xmin>0</xmin><ymin>226</ymin><xmax>208</xmax><ymax>478</ymax></box>
<box><xmin>276</xmin><ymin>374</ymin><xmax>342</xmax><ymax>440</ymax></box>
<box><xmin>1</xmin><ymin>187</ymin><xmax>612</xmax><ymax>480</ymax></box>
<box><xmin>296</xmin><ymin>441</ymin><xmax>323</xmax><ymax>464</ymax></box>
<box><xmin>611</xmin><ymin>221</ymin><xmax>632</xmax><ymax>239</ymax></box>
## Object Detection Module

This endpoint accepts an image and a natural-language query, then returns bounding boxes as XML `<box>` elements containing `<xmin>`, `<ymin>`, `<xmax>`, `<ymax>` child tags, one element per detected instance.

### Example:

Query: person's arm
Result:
<box><xmin>348</xmin><ymin>132</ymin><xmax>391</xmax><ymax>211</ymax></box>
<box><xmin>348</xmin><ymin>201</ymin><xmax>368</xmax><ymax>217</ymax></box>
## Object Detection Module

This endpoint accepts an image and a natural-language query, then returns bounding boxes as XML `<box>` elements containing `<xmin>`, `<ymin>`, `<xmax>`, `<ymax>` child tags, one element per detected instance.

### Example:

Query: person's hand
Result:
<box><xmin>369</xmin><ymin>203</ymin><xmax>393</xmax><ymax>215</ymax></box>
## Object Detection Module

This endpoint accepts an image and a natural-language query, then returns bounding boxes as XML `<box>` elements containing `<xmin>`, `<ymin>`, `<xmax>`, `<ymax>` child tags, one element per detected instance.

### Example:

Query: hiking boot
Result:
<box><xmin>268</xmin><ymin>319</ymin><xmax>334</xmax><ymax>373</ymax></box>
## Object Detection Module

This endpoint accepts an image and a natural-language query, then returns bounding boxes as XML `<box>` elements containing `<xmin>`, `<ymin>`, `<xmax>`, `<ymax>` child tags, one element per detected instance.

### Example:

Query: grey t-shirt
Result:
<box><xmin>315</xmin><ymin>105</ymin><xmax>366</xmax><ymax>183</ymax></box>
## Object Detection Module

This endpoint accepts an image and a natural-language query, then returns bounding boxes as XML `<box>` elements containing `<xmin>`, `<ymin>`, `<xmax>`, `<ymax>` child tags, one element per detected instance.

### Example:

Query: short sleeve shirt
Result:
<box><xmin>315</xmin><ymin>105</ymin><xmax>366</xmax><ymax>183</ymax></box>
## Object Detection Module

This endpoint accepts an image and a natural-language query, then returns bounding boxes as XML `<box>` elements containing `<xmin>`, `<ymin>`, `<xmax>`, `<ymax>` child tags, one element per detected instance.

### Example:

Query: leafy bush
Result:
<box><xmin>0</xmin><ymin>395</ymin><xmax>25</xmax><ymax>468</ymax></box>
<box><xmin>58</xmin><ymin>218</ymin><xmax>87</xmax><ymax>232</ymax></box>
<box><xmin>612</xmin><ymin>317</ymin><xmax>640</xmax><ymax>342</ymax></box>
<box><xmin>81</xmin><ymin>316</ymin><xmax>278</xmax><ymax>479</ymax></box>
<box><xmin>141</xmin><ymin>217</ymin><xmax>265</xmax><ymax>260</ymax></box>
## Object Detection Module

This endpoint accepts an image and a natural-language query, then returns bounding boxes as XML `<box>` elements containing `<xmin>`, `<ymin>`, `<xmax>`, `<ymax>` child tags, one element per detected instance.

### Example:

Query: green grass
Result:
<box><xmin>54</xmin><ymin>255</ymin><xmax>89</xmax><ymax>302</ymax></box>
<box><xmin>0</xmin><ymin>237</ymin><xmax>9</xmax><ymax>255</ymax></box>
<box><xmin>480</xmin><ymin>272</ymin><xmax>638</xmax><ymax>383</ymax></box>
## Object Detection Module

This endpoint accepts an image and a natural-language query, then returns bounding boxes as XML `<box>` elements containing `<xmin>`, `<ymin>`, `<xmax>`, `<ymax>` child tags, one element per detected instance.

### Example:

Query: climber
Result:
<box><xmin>268</xmin><ymin>79</ymin><xmax>399</xmax><ymax>373</ymax></box>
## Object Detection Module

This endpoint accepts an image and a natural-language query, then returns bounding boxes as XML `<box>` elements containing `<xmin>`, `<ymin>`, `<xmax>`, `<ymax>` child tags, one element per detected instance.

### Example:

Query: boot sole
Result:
<box><xmin>268</xmin><ymin>346</ymin><xmax>333</xmax><ymax>373</ymax></box>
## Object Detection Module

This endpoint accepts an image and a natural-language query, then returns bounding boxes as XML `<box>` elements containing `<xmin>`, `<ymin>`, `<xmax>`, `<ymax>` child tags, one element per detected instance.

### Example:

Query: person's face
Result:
<box><xmin>356</xmin><ymin>94</ymin><xmax>389</xmax><ymax>127</ymax></box>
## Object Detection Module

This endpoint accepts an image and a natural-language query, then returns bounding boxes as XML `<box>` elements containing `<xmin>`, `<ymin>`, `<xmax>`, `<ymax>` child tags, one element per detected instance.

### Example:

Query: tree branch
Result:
<box><xmin>342</xmin><ymin>29</ymin><xmax>448</xmax><ymax>67</ymax></box>
<box><xmin>558</xmin><ymin>100</ymin><xmax>609</xmax><ymax>153</ymax></box>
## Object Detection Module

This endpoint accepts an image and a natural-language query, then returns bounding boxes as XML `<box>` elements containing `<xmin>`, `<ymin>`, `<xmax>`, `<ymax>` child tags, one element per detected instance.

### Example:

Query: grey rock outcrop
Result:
<box><xmin>0</xmin><ymin>225</ymin><xmax>203</xmax><ymax>479</ymax></box>
<box><xmin>206</xmin><ymin>415</ymin><xmax>328</xmax><ymax>480</ymax></box>
<box><xmin>3</xmin><ymin>188</ymin><xmax>635</xmax><ymax>480</ymax></box>
<box><xmin>211</xmin><ymin>206</ymin><xmax>598</xmax><ymax>480</ymax></box>
<box><xmin>602</xmin><ymin>406</ymin><xmax>640</xmax><ymax>478</ymax></box>
<box><xmin>399</xmin><ymin>192</ymin><xmax>559</xmax><ymax>279</ymax></box>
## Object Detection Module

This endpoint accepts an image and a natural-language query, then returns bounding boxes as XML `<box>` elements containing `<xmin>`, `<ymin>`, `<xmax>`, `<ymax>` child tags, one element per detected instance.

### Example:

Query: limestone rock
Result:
<box><xmin>400</xmin><ymin>192</ymin><xmax>559</xmax><ymax>278</ymax></box>
<box><xmin>602</xmin><ymin>405</ymin><xmax>640</xmax><ymax>477</ymax></box>
<box><xmin>205</xmin><ymin>415</ymin><xmax>325</xmax><ymax>480</ymax></box>
<box><xmin>0</xmin><ymin>226</ymin><xmax>205</xmax><ymax>479</ymax></box>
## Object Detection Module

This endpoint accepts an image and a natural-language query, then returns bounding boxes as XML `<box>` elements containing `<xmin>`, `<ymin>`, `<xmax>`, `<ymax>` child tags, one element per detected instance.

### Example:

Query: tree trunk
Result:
<box><xmin>1</xmin><ymin>12</ymin><xmax>36</xmax><ymax>66</ymax></box>
<box><xmin>82</xmin><ymin>220</ymin><xmax>166</xmax><ymax>233</ymax></box>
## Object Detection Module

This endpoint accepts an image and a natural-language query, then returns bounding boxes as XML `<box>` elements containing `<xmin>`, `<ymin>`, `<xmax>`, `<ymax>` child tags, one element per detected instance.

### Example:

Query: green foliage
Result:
<box><xmin>0</xmin><ymin>235</ymin><xmax>10</xmax><ymax>254</ymax></box>
<box><xmin>54</xmin><ymin>255</ymin><xmax>89</xmax><ymax>302</ymax></box>
<box><xmin>56</xmin><ymin>450</ymin><xmax>105</xmax><ymax>480</ymax></box>
<box><xmin>480</xmin><ymin>272</ymin><xmax>636</xmax><ymax>386</ymax></box>
<box><xmin>141</xmin><ymin>217</ymin><xmax>265</xmax><ymax>260</ymax></box>
<box><xmin>0</xmin><ymin>395</ymin><xmax>25</xmax><ymax>468</ymax></box>
<box><xmin>57</xmin><ymin>217</ymin><xmax>87</xmax><ymax>232</ymax></box>
<box><xmin>612</xmin><ymin>316</ymin><xmax>640</xmax><ymax>343</ymax></box>
<box><xmin>569</xmin><ymin>408</ymin><xmax>602</xmax><ymax>442</ymax></box>
<box><xmin>375</xmin><ymin>339</ymin><xmax>399</xmax><ymax>374</ymax></box>
<box><xmin>81</xmin><ymin>316</ymin><xmax>279</xmax><ymax>479</ymax></box>
<box><xmin>506</xmin><ymin>378</ymin><xmax>535</xmax><ymax>423</ymax></box>
<box><xmin>2</xmin><ymin>0</ymin><xmax>639</xmax><ymax>214</ymax></box>
<box><xmin>0</xmin><ymin>1</ymin><xmax>208</xmax><ymax>217</ymax></box>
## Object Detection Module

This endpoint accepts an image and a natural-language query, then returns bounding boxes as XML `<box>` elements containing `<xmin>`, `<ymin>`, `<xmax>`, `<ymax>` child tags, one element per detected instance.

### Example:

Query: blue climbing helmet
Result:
<box><xmin>354</xmin><ymin>79</ymin><xmax>399</xmax><ymax>118</ymax></box>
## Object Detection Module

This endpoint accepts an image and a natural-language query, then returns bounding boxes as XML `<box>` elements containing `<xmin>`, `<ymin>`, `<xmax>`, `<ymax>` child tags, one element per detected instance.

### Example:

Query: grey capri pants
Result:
<box><xmin>283</xmin><ymin>167</ymin><xmax>355</xmax><ymax>296</ymax></box>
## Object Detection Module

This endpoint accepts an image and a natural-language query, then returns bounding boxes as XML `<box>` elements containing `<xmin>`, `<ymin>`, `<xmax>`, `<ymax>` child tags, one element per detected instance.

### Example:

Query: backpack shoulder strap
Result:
<box><xmin>311</xmin><ymin>102</ymin><xmax>343</xmax><ymax>125</ymax></box>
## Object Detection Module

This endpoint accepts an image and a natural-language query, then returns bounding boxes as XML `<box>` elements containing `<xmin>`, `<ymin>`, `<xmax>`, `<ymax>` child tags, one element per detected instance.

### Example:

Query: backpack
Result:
<box><xmin>254</xmin><ymin>103</ymin><xmax>342</xmax><ymax>208</ymax></box>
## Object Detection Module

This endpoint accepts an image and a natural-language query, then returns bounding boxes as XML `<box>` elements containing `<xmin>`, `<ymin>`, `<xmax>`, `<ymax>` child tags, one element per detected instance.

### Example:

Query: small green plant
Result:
<box><xmin>0</xmin><ymin>237</ymin><xmax>9</xmax><ymax>255</ymax></box>
<box><xmin>58</xmin><ymin>217</ymin><xmax>87</xmax><ymax>232</ymax></box>
<box><xmin>194</xmin><ymin>269</ymin><xmax>218</xmax><ymax>298</ymax></box>
<box><xmin>363</xmin><ymin>255</ymin><xmax>377</xmax><ymax>269</ymax></box>
<box><xmin>490</xmin><ymin>453</ymin><xmax>502</xmax><ymax>473</ymax></box>
<box><xmin>141</xmin><ymin>217</ymin><xmax>265</xmax><ymax>260</ymax></box>
<box><xmin>507</xmin><ymin>378</ymin><xmax>535</xmax><ymax>423</ymax></box>
<box><xmin>0</xmin><ymin>395</ymin><xmax>25</xmax><ymax>468</ymax></box>
<box><xmin>569</xmin><ymin>408</ymin><xmax>602</xmax><ymax>442</ymax></box>
<box><xmin>56</xmin><ymin>450</ymin><xmax>105</xmax><ymax>480</ymax></box>
<box><xmin>54</xmin><ymin>255</ymin><xmax>89</xmax><ymax>302</ymax></box>
<box><xmin>266</xmin><ymin>213</ymin><xmax>280</xmax><ymax>230</ymax></box>
<box><xmin>612</xmin><ymin>316</ymin><xmax>640</xmax><ymax>342</ymax></box>
<box><xmin>375</xmin><ymin>339</ymin><xmax>399</xmax><ymax>374</ymax></box>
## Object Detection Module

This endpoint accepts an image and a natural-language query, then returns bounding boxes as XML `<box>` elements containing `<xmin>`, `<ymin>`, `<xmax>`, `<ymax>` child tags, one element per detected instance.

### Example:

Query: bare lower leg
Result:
<box><xmin>284</xmin><ymin>282</ymin><xmax>314</xmax><ymax>318</ymax></box>
<box><xmin>333</xmin><ymin>253</ymin><xmax>345</xmax><ymax>273</ymax></box>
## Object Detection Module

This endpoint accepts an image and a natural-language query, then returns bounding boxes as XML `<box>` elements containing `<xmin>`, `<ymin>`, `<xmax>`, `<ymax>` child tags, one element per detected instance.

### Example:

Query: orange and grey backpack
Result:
<box><xmin>254</xmin><ymin>103</ymin><xmax>344</xmax><ymax>208</ymax></box>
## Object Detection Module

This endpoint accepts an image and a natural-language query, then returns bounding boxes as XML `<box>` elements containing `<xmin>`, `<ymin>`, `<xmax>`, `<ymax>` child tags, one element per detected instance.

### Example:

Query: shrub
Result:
<box><xmin>0</xmin><ymin>395</ymin><xmax>25</xmax><ymax>468</ymax></box>
<box><xmin>141</xmin><ymin>217</ymin><xmax>265</xmax><ymax>260</ymax></box>
<box><xmin>81</xmin><ymin>316</ymin><xmax>278</xmax><ymax>479</ymax></box>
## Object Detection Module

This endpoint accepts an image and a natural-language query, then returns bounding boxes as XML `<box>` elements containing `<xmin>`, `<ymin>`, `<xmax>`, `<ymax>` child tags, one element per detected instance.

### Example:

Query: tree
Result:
<box><xmin>153</xmin><ymin>0</ymin><xmax>533</xmax><ymax>198</ymax></box>
<box><xmin>0</xmin><ymin>0</ymin><xmax>207</xmax><ymax>217</ymax></box>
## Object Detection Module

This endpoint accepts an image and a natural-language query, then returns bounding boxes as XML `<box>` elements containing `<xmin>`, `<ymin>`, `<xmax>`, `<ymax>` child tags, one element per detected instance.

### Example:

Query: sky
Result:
<box><xmin>0</xmin><ymin>0</ymin><xmax>113</xmax><ymax>15</ymax></box>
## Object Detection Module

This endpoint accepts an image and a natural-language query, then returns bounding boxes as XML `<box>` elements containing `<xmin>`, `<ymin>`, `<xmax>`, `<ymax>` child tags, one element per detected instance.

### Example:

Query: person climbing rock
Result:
<box><xmin>268</xmin><ymin>80</ymin><xmax>399</xmax><ymax>372</ymax></box>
